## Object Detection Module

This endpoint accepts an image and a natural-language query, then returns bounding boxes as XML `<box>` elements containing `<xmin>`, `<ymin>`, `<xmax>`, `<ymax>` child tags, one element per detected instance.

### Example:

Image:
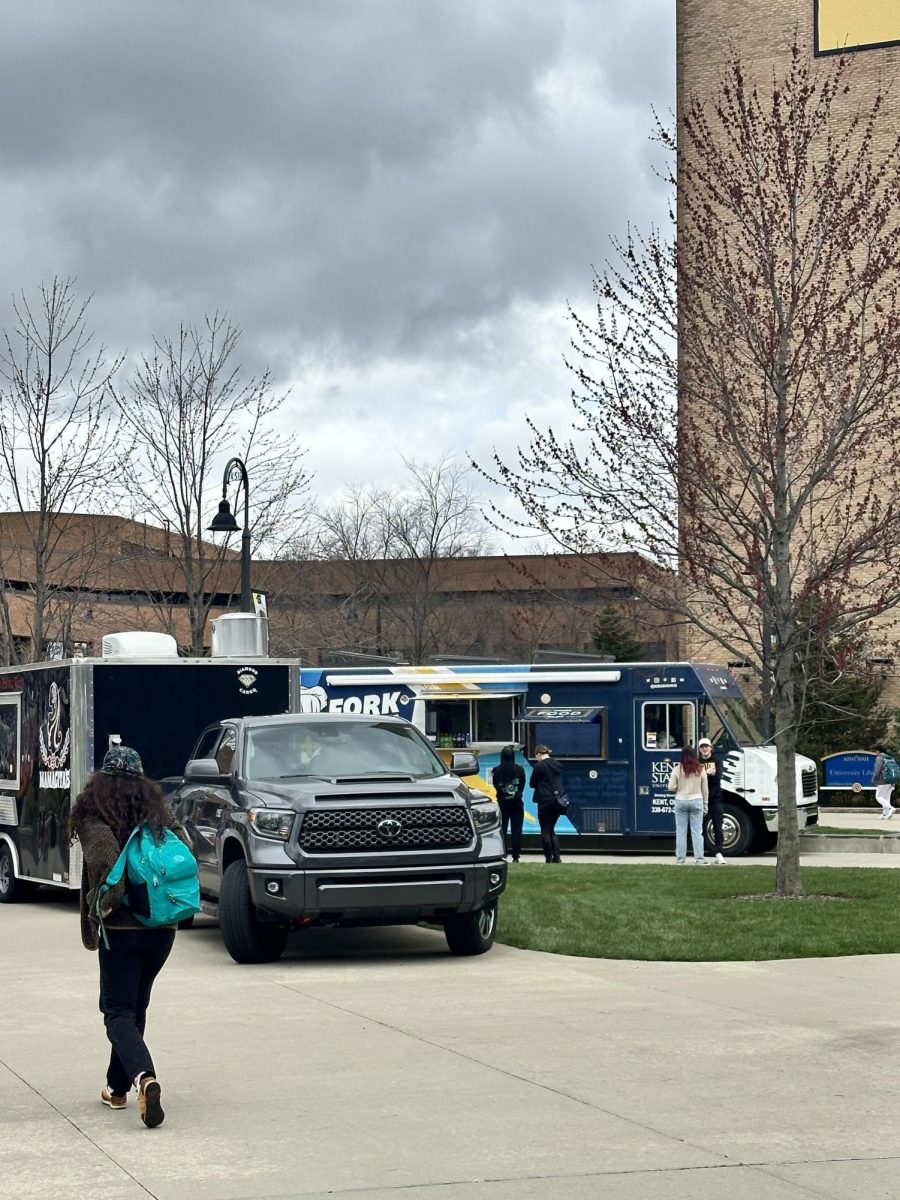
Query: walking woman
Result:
<box><xmin>530</xmin><ymin>744</ymin><xmax>563</xmax><ymax>863</ymax></box>
<box><xmin>492</xmin><ymin>745</ymin><xmax>526</xmax><ymax>862</ymax></box>
<box><xmin>69</xmin><ymin>745</ymin><xmax>188</xmax><ymax>1128</ymax></box>
<box><xmin>871</xmin><ymin>745</ymin><xmax>897</xmax><ymax>820</ymax></box>
<box><xmin>667</xmin><ymin>744</ymin><xmax>709</xmax><ymax>864</ymax></box>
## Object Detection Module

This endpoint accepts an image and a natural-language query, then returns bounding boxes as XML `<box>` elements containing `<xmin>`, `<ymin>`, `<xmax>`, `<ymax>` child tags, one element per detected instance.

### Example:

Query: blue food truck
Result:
<box><xmin>299</xmin><ymin>661</ymin><xmax>819</xmax><ymax>854</ymax></box>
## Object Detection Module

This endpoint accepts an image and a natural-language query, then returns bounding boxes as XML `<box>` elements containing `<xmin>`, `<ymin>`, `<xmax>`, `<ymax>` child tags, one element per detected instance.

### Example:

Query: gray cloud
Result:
<box><xmin>0</xmin><ymin>0</ymin><xmax>673</xmax><ymax>505</ymax></box>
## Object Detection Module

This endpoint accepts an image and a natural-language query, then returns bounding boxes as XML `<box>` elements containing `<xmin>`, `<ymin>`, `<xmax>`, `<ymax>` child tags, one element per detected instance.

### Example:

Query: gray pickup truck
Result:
<box><xmin>172</xmin><ymin>713</ymin><xmax>507</xmax><ymax>963</ymax></box>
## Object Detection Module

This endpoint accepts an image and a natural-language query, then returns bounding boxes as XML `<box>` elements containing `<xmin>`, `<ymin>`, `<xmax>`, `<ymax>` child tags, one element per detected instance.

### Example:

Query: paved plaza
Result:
<box><xmin>3</xmin><ymin>854</ymin><xmax>900</xmax><ymax>1200</ymax></box>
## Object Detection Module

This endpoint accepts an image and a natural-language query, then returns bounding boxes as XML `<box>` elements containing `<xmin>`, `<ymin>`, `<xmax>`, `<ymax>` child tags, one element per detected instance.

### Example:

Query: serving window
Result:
<box><xmin>519</xmin><ymin>707</ymin><xmax>607</xmax><ymax>760</ymax></box>
<box><xmin>424</xmin><ymin>696</ymin><xmax>517</xmax><ymax>746</ymax></box>
<box><xmin>0</xmin><ymin>694</ymin><xmax>21</xmax><ymax>789</ymax></box>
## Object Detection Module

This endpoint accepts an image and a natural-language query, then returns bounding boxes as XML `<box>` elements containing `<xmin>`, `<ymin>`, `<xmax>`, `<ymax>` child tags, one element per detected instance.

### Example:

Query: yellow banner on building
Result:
<box><xmin>816</xmin><ymin>0</ymin><xmax>900</xmax><ymax>54</ymax></box>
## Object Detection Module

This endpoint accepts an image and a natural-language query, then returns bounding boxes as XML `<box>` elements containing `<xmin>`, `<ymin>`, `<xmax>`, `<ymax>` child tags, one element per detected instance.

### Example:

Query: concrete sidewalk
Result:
<box><xmin>4</xmin><ymin>886</ymin><xmax>900</xmax><ymax>1199</ymax></box>
<box><xmin>814</xmin><ymin>810</ymin><xmax>897</xmax><ymax>830</ymax></box>
<box><xmin>538</xmin><ymin>807</ymin><xmax>900</xmax><ymax>868</ymax></box>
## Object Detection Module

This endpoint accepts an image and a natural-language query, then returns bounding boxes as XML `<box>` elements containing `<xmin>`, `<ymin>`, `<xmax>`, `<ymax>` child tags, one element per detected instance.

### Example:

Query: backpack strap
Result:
<box><xmin>95</xmin><ymin>825</ymin><xmax>141</xmax><ymax>950</ymax></box>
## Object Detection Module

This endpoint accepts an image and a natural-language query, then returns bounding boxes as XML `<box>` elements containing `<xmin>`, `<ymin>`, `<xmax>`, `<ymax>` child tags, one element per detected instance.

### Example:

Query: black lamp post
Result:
<box><xmin>208</xmin><ymin>457</ymin><xmax>251</xmax><ymax>612</ymax></box>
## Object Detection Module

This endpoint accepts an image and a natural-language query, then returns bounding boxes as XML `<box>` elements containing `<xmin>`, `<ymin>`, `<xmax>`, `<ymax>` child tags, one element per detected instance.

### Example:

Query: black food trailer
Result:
<box><xmin>0</xmin><ymin>631</ymin><xmax>299</xmax><ymax>902</ymax></box>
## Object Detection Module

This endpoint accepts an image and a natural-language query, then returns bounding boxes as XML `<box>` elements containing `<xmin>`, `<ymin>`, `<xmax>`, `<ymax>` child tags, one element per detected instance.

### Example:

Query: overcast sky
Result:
<box><xmin>0</xmin><ymin>0</ymin><xmax>674</xmax><ymax>532</ymax></box>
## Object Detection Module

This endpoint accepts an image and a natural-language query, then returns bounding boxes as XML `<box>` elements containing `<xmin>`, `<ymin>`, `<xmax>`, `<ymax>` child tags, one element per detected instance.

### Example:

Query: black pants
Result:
<box><xmin>538</xmin><ymin>804</ymin><xmax>561</xmax><ymax>862</ymax></box>
<box><xmin>708</xmin><ymin>799</ymin><xmax>724</xmax><ymax>854</ymax></box>
<box><xmin>98</xmin><ymin>927</ymin><xmax>176</xmax><ymax>1094</ymax></box>
<box><xmin>499</xmin><ymin>801</ymin><xmax>524</xmax><ymax>859</ymax></box>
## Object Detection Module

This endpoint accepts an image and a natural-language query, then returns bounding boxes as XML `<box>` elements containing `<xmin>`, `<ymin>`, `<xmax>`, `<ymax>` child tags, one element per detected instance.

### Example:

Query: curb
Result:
<box><xmin>801</xmin><ymin>834</ymin><xmax>900</xmax><ymax>854</ymax></box>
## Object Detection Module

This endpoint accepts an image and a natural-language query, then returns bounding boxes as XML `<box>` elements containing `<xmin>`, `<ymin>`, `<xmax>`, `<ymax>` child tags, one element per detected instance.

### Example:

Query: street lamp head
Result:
<box><xmin>208</xmin><ymin>498</ymin><xmax>240</xmax><ymax>534</ymax></box>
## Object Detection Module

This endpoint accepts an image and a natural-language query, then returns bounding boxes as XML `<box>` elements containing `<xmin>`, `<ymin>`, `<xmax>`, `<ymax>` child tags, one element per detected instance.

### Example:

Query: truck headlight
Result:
<box><xmin>248</xmin><ymin>808</ymin><xmax>294</xmax><ymax>840</ymax></box>
<box><xmin>471</xmin><ymin>800</ymin><xmax>500</xmax><ymax>834</ymax></box>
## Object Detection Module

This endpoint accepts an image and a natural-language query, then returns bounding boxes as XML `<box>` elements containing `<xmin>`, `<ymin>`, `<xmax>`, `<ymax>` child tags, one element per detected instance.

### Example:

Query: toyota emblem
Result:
<box><xmin>376</xmin><ymin>817</ymin><xmax>402</xmax><ymax>839</ymax></box>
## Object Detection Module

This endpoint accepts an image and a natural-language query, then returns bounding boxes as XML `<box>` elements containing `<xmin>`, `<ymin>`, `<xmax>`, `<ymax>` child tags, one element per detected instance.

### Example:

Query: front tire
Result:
<box><xmin>444</xmin><ymin>901</ymin><xmax>497</xmax><ymax>956</ymax></box>
<box><xmin>719</xmin><ymin>803</ymin><xmax>754</xmax><ymax>856</ymax></box>
<box><xmin>751</xmin><ymin>828</ymin><xmax>778</xmax><ymax>854</ymax></box>
<box><xmin>218</xmin><ymin>858</ymin><xmax>288</xmax><ymax>964</ymax></box>
<box><xmin>0</xmin><ymin>844</ymin><xmax>36</xmax><ymax>904</ymax></box>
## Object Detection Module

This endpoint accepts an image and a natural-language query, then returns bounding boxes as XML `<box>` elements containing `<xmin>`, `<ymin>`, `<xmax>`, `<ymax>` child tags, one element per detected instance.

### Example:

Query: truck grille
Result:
<box><xmin>299</xmin><ymin>805</ymin><xmax>474</xmax><ymax>853</ymax></box>
<box><xmin>801</xmin><ymin>769</ymin><xmax>817</xmax><ymax>798</ymax></box>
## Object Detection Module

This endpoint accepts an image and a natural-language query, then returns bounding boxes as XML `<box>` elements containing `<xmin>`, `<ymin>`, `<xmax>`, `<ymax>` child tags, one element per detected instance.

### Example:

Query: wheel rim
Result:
<box><xmin>720</xmin><ymin>813</ymin><xmax>743</xmax><ymax>852</ymax></box>
<box><xmin>0</xmin><ymin>851</ymin><xmax>9</xmax><ymax>894</ymax></box>
<box><xmin>478</xmin><ymin>905</ymin><xmax>496</xmax><ymax>939</ymax></box>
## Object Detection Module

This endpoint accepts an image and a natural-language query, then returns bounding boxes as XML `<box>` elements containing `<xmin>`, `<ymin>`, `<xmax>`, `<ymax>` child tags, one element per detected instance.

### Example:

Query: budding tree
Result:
<box><xmin>114</xmin><ymin>315</ymin><xmax>310</xmax><ymax>653</ymax></box>
<box><xmin>487</xmin><ymin>48</ymin><xmax>900</xmax><ymax>895</ymax></box>
<box><xmin>316</xmin><ymin>456</ymin><xmax>491</xmax><ymax>661</ymax></box>
<box><xmin>0</xmin><ymin>279</ymin><xmax>120</xmax><ymax>662</ymax></box>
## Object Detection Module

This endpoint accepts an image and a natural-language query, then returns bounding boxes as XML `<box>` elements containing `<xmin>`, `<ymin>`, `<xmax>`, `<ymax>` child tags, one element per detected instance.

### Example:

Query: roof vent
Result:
<box><xmin>101</xmin><ymin>632</ymin><xmax>180</xmax><ymax>659</ymax></box>
<box><xmin>211</xmin><ymin>612</ymin><xmax>269</xmax><ymax>659</ymax></box>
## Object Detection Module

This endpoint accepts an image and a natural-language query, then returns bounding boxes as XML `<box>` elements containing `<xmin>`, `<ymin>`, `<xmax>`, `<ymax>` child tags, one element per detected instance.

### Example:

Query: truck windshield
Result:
<box><xmin>245</xmin><ymin>721</ymin><xmax>446</xmax><ymax>781</ymax></box>
<box><xmin>711</xmin><ymin>697</ymin><xmax>764</xmax><ymax>747</ymax></box>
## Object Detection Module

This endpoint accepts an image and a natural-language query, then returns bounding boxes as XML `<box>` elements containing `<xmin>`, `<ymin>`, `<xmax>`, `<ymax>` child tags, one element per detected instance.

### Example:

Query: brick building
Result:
<box><xmin>0</xmin><ymin>512</ymin><xmax>677</xmax><ymax>665</ymax></box>
<box><xmin>676</xmin><ymin>0</ymin><xmax>900</xmax><ymax>698</ymax></box>
<box><xmin>678</xmin><ymin>1</ymin><xmax>900</xmax><ymax>94</ymax></box>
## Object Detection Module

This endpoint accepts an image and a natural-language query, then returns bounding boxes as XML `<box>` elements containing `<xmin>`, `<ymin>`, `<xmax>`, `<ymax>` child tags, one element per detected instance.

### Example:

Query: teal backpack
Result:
<box><xmin>96</xmin><ymin>825</ymin><xmax>200</xmax><ymax>949</ymax></box>
<box><xmin>884</xmin><ymin>755</ymin><xmax>900</xmax><ymax>785</ymax></box>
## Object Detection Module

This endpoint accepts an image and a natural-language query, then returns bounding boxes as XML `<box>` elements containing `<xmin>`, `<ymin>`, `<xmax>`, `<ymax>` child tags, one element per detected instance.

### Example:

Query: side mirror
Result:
<box><xmin>449</xmin><ymin>751</ymin><xmax>479</xmax><ymax>777</ymax></box>
<box><xmin>184</xmin><ymin>757</ymin><xmax>224</xmax><ymax>781</ymax></box>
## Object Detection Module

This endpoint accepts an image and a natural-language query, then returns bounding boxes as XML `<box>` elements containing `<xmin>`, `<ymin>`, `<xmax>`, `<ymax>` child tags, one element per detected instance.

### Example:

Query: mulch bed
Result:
<box><xmin>731</xmin><ymin>893</ymin><xmax>849</xmax><ymax>902</ymax></box>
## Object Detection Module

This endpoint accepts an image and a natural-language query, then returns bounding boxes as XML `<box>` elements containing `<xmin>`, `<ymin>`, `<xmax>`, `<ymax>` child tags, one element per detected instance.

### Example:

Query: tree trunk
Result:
<box><xmin>773</xmin><ymin>664</ymin><xmax>803</xmax><ymax>897</ymax></box>
<box><xmin>31</xmin><ymin>573</ymin><xmax>46</xmax><ymax>663</ymax></box>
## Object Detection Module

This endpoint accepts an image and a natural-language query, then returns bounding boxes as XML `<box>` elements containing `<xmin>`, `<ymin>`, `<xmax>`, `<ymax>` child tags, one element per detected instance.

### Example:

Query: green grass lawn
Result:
<box><xmin>495</xmin><ymin>864</ymin><xmax>900</xmax><ymax>962</ymax></box>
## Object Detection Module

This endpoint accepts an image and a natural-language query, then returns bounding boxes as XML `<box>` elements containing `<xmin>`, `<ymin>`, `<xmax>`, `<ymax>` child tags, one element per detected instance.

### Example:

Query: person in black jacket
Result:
<box><xmin>698</xmin><ymin>737</ymin><xmax>727</xmax><ymax>864</ymax></box>
<box><xmin>530</xmin><ymin>744</ymin><xmax>563</xmax><ymax>863</ymax></box>
<box><xmin>492</xmin><ymin>745</ymin><xmax>526</xmax><ymax>862</ymax></box>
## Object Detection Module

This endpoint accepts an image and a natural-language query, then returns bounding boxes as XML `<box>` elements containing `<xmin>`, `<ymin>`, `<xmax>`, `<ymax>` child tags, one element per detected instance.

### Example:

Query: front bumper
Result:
<box><xmin>246</xmin><ymin>859</ymin><xmax>507</xmax><ymax>922</ymax></box>
<box><xmin>762</xmin><ymin>803</ymin><xmax>818</xmax><ymax>831</ymax></box>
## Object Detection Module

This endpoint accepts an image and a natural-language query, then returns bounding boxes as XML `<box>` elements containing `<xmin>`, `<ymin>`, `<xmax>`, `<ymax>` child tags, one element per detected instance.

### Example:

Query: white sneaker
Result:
<box><xmin>695</xmin><ymin>859</ymin><xmax>709</xmax><ymax>865</ymax></box>
<box><xmin>715</xmin><ymin>853</ymin><xmax>727</xmax><ymax>865</ymax></box>
<box><xmin>675</xmin><ymin>857</ymin><xmax>686</xmax><ymax>864</ymax></box>
<box><xmin>887</xmin><ymin>808</ymin><xmax>896</xmax><ymax>821</ymax></box>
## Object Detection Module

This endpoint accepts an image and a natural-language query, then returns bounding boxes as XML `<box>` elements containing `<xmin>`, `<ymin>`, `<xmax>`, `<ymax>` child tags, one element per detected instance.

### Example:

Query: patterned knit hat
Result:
<box><xmin>101</xmin><ymin>745</ymin><xmax>144</xmax><ymax>777</ymax></box>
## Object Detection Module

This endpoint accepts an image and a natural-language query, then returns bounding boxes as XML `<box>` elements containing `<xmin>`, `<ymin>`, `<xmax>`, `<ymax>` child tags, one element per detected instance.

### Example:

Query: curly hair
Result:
<box><xmin>69</xmin><ymin>771</ymin><xmax>174</xmax><ymax>846</ymax></box>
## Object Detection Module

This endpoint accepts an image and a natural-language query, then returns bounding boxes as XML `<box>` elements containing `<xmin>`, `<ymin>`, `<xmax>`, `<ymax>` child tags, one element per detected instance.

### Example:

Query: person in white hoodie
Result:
<box><xmin>872</xmin><ymin>745</ymin><xmax>896</xmax><ymax>820</ymax></box>
<box><xmin>668</xmin><ymin>744</ymin><xmax>709</xmax><ymax>864</ymax></box>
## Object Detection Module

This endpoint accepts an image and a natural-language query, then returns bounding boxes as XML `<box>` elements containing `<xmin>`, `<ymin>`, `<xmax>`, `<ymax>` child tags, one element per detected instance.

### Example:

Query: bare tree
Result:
<box><xmin>485</xmin><ymin>48</ymin><xmax>900</xmax><ymax>896</ymax></box>
<box><xmin>316</xmin><ymin>456</ymin><xmax>491</xmax><ymax>661</ymax></box>
<box><xmin>0</xmin><ymin>279</ymin><xmax>121</xmax><ymax>662</ymax></box>
<box><xmin>114</xmin><ymin>314</ymin><xmax>311</xmax><ymax>653</ymax></box>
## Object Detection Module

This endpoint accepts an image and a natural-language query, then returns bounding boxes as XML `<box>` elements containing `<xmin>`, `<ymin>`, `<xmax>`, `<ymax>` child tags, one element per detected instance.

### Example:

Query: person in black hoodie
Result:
<box><xmin>492</xmin><ymin>745</ymin><xmax>526</xmax><ymax>862</ymax></box>
<box><xmin>530</xmin><ymin>744</ymin><xmax>563</xmax><ymax>863</ymax></box>
<box><xmin>69</xmin><ymin>745</ymin><xmax>192</xmax><ymax>1129</ymax></box>
<box><xmin>698</xmin><ymin>737</ymin><xmax>727</xmax><ymax>864</ymax></box>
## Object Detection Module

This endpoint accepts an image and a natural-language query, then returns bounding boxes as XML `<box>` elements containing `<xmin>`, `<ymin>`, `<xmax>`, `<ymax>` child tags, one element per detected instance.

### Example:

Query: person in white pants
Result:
<box><xmin>872</xmin><ymin>745</ymin><xmax>895</xmax><ymax>819</ymax></box>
